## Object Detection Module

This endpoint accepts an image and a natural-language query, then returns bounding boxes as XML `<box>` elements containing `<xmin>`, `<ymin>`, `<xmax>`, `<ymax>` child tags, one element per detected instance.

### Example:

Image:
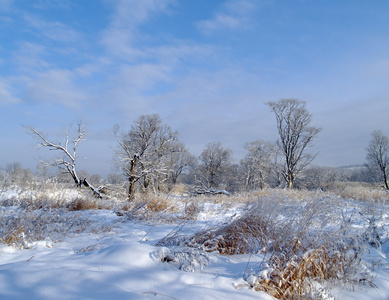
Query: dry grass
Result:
<box><xmin>145</xmin><ymin>196</ymin><xmax>170</xmax><ymax>212</ymax></box>
<box><xmin>252</xmin><ymin>244</ymin><xmax>358</xmax><ymax>299</ymax></box>
<box><xmin>182</xmin><ymin>202</ymin><xmax>200</xmax><ymax>220</ymax></box>
<box><xmin>337</xmin><ymin>185</ymin><xmax>389</xmax><ymax>203</ymax></box>
<box><xmin>1</xmin><ymin>182</ymin><xmax>385</xmax><ymax>297</ymax></box>
<box><xmin>66</xmin><ymin>197</ymin><xmax>100</xmax><ymax>211</ymax></box>
<box><xmin>184</xmin><ymin>191</ymin><xmax>370</xmax><ymax>299</ymax></box>
<box><xmin>187</xmin><ymin>212</ymin><xmax>271</xmax><ymax>254</ymax></box>
<box><xmin>1</xmin><ymin>225</ymin><xmax>28</xmax><ymax>246</ymax></box>
<box><xmin>0</xmin><ymin>208</ymin><xmax>115</xmax><ymax>249</ymax></box>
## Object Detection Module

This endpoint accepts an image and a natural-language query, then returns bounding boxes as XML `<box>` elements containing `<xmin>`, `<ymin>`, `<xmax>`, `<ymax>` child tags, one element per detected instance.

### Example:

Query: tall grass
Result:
<box><xmin>0</xmin><ymin>208</ymin><xmax>115</xmax><ymax>249</ymax></box>
<box><xmin>183</xmin><ymin>190</ymin><xmax>377</xmax><ymax>298</ymax></box>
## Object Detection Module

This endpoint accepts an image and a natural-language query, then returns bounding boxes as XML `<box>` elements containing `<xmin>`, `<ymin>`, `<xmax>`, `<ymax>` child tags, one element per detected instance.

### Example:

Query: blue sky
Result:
<box><xmin>1</xmin><ymin>0</ymin><xmax>389</xmax><ymax>177</ymax></box>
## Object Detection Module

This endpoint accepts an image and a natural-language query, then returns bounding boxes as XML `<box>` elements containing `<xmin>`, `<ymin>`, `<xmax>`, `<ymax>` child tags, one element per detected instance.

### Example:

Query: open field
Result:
<box><xmin>1</xmin><ymin>184</ymin><xmax>389</xmax><ymax>299</ymax></box>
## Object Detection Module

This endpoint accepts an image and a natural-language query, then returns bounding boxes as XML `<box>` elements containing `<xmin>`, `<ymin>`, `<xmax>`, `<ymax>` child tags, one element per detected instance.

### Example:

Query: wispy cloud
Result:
<box><xmin>0</xmin><ymin>81</ymin><xmax>21</xmax><ymax>105</ymax></box>
<box><xmin>0</xmin><ymin>0</ymin><xmax>13</xmax><ymax>13</ymax></box>
<box><xmin>25</xmin><ymin>69</ymin><xmax>88</xmax><ymax>110</ymax></box>
<box><xmin>196</xmin><ymin>0</ymin><xmax>262</xmax><ymax>35</ymax></box>
<box><xmin>23</xmin><ymin>14</ymin><xmax>80</xmax><ymax>43</ymax></box>
<box><xmin>101</xmin><ymin>0</ymin><xmax>175</xmax><ymax>60</ymax></box>
<box><xmin>147</xmin><ymin>40</ymin><xmax>215</xmax><ymax>65</ymax></box>
<box><xmin>13</xmin><ymin>42</ymin><xmax>51</xmax><ymax>72</ymax></box>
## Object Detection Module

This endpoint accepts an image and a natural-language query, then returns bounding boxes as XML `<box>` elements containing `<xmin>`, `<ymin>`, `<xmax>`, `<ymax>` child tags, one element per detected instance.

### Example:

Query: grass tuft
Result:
<box><xmin>67</xmin><ymin>197</ymin><xmax>99</xmax><ymax>211</ymax></box>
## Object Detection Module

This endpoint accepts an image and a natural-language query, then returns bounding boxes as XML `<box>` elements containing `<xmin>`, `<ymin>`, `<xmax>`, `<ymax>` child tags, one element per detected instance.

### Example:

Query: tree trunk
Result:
<box><xmin>287</xmin><ymin>170</ymin><xmax>294</xmax><ymax>189</ymax></box>
<box><xmin>128</xmin><ymin>177</ymin><xmax>136</xmax><ymax>201</ymax></box>
<box><xmin>127</xmin><ymin>155</ymin><xmax>137</xmax><ymax>201</ymax></box>
<box><xmin>383</xmin><ymin>168</ymin><xmax>389</xmax><ymax>190</ymax></box>
<box><xmin>81</xmin><ymin>178</ymin><xmax>102</xmax><ymax>198</ymax></box>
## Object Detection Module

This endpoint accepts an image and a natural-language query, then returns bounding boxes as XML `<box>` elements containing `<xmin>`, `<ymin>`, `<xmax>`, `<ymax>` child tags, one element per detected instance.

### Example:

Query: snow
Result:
<box><xmin>0</xmin><ymin>212</ymin><xmax>271</xmax><ymax>300</ymax></box>
<box><xmin>1</xmin><ymin>188</ymin><xmax>389</xmax><ymax>300</ymax></box>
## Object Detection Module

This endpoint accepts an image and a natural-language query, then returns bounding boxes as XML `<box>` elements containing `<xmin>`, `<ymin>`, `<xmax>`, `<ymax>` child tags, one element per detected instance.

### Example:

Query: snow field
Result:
<box><xmin>0</xmin><ymin>186</ymin><xmax>389</xmax><ymax>299</ymax></box>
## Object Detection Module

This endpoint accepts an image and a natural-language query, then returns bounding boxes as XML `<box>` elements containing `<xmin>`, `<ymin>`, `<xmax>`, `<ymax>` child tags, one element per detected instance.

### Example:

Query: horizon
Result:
<box><xmin>1</xmin><ymin>0</ymin><xmax>388</xmax><ymax>177</ymax></box>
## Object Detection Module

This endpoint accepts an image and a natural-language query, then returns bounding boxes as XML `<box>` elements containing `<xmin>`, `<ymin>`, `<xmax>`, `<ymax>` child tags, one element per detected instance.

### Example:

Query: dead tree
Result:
<box><xmin>25</xmin><ymin>123</ymin><xmax>102</xmax><ymax>197</ymax></box>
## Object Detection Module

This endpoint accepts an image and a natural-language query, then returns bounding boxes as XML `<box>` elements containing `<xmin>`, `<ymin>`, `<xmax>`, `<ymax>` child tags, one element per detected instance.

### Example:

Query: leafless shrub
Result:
<box><xmin>66</xmin><ymin>197</ymin><xmax>99</xmax><ymax>211</ymax></box>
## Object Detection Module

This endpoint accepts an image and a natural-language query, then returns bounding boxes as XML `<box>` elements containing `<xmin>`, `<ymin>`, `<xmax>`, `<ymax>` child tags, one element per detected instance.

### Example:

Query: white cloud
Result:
<box><xmin>13</xmin><ymin>42</ymin><xmax>51</xmax><ymax>72</ymax></box>
<box><xmin>197</xmin><ymin>15</ymin><xmax>241</xmax><ymax>33</ymax></box>
<box><xmin>24</xmin><ymin>14</ymin><xmax>80</xmax><ymax>43</ymax></box>
<box><xmin>25</xmin><ymin>69</ymin><xmax>88</xmax><ymax>110</ymax></box>
<box><xmin>0</xmin><ymin>81</ymin><xmax>20</xmax><ymax>105</ymax></box>
<box><xmin>103</xmin><ymin>62</ymin><xmax>173</xmax><ymax>121</ymax></box>
<box><xmin>196</xmin><ymin>0</ymin><xmax>261</xmax><ymax>35</ymax></box>
<box><xmin>110</xmin><ymin>0</ymin><xmax>173</xmax><ymax>28</ymax></box>
<box><xmin>148</xmin><ymin>41</ymin><xmax>215</xmax><ymax>65</ymax></box>
<box><xmin>101</xmin><ymin>0</ymin><xmax>175</xmax><ymax>60</ymax></box>
<box><xmin>0</xmin><ymin>0</ymin><xmax>13</xmax><ymax>12</ymax></box>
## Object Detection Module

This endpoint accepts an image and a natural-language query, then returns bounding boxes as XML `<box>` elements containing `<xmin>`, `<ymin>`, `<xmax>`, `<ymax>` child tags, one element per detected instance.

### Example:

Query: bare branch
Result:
<box><xmin>24</xmin><ymin>123</ymin><xmax>101</xmax><ymax>197</ymax></box>
<box><xmin>266</xmin><ymin>99</ymin><xmax>321</xmax><ymax>189</ymax></box>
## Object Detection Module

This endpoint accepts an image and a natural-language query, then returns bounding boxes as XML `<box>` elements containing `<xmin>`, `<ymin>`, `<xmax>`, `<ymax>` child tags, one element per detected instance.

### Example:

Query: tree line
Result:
<box><xmin>6</xmin><ymin>98</ymin><xmax>386</xmax><ymax>200</ymax></box>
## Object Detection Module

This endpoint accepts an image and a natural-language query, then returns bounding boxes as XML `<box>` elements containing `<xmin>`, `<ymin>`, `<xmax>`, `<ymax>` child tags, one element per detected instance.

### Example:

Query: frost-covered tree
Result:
<box><xmin>197</xmin><ymin>142</ymin><xmax>233</xmax><ymax>189</ymax></box>
<box><xmin>115</xmin><ymin>114</ymin><xmax>182</xmax><ymax>200</ymax></box>
<box><xmin>266</xmin><ymin>99</ymin><xmax>321</xmax><ymax>189</ymax></box>
<box><xmin>106</xmin><ymin>173</ymin><xmax>123</xmax><ymax>185</ymax></box>
<box><xmin>5</xmin><ymin>162</ymin><xmax>34</xmax><ymax>186</ymax></box>
<box><xmin>241</xmin><ymin>140</ymin><xmax>279</xmax><ymax>190</ymax></box>
<box><xmin>25</xmin><ymin>123</ymin><xmax>102</xmax><ymax>197</ymax></box>
<box><xmin>5</xmin><ymin>162</ymin><xmax>23</xmax><ymax>183</ymax></box>
<box><xmin>165</xmin><ymin>143</ymin><xmax>197</xmax><ymax>187</ymax></box>
<box><xmin>366</xmin><ymin>130</ymin><xmax>389</xmax><ymax>189</ymax></box>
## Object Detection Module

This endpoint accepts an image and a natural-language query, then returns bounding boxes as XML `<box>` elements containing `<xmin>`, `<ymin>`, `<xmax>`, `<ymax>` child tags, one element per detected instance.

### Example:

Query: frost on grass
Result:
<box><xmin>0</xmin><ymin>208</ymin><xmax>116</xmax><ymax>249</ymax></box>
<box><xmin>0</xmin><ymin>184</ymin><xmax>127</xmax><ymax>249</ymax></box>
<box><xmin>164</xmin><ymin>191</ymin><xmax>385</xmax><ymax>299</ymax></box>
<box><xmin>156</xmin><ymin>246</ymin><xmax>210</xmax><ymax>272</ymax></box>
<box><xmin>1</xmin><ymin>184</ymin><xmax>389</xmax><ymax>299</ymax></box>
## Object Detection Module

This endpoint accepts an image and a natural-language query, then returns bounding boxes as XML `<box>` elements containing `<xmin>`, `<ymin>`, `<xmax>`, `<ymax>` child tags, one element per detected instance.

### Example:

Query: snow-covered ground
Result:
<box><xmin>1</xmin><ymin>187</ymin><xmax>389</xmax><ymax>300</ymax></box>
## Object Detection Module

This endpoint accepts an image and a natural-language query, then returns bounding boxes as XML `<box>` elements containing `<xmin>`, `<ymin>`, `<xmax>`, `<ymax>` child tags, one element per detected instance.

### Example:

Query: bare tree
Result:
<box><xmin>165</xmin><ymin>143</ymin><xmax>197</xmax><ymax>187</ymax></box>
<box><xmin>36</xmin><ymin>162</ymin><xmax>50</xmax><ymax>180</ymax></box>
<box><xmin>5</xmin><ymin>162</ymin><xmax>23</xmax><ymax>183</ymax></box>
<box><xmin>197</xmin><ymin>142</ymin><xmax>233</xmax><ymax>190</ymax></box>
<box><xmin>266</xmin><ymin>99</ymin><xmax>321</xmax><ymax>189</ymax></box>
<box><xmin>114</xmin><ymin>114</ymin><xmax>182</xmax><ymax>200</ymax></box>
<box><xmin>25</xmin><ymin>123</ymin><xmax>102</xmax><ymax>197</ymax></box>
<box><xmin>107</xmin><ymin>173</ymin><xmax>123</xmax><ymax>185</ymax></box>
<box><xmin>241</xmin><ymin>140</ymin><xmax>278</xmax><ymax>190</ymax></box>
<box><xmin>366</xmin><ymin>130</ymin><xmax>389</xmax><ymax>189</ymax></box>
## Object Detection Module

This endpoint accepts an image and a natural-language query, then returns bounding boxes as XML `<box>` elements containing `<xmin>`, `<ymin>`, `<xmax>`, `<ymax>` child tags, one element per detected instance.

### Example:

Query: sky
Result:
<box><xmin>1</xmin><ymin>0</ymin><xmax>389</xmax><ymax>177</ymax></box>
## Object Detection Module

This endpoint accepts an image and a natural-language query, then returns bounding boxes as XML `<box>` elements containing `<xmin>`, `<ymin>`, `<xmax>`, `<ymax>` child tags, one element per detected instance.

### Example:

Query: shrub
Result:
<box><xmin>146</xmin><ymin>197</ymin><xmax>170</xmax><ymax>213</ymax></box>
<box><xmin>67</xmin><ymin>197</ymin><xmax>99</xmax><ymax>211</ymax></box>
<box><xmin>186</xmin><ymin>212</ymin><xmax>270</xmax><ymax>254</ymax></box>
